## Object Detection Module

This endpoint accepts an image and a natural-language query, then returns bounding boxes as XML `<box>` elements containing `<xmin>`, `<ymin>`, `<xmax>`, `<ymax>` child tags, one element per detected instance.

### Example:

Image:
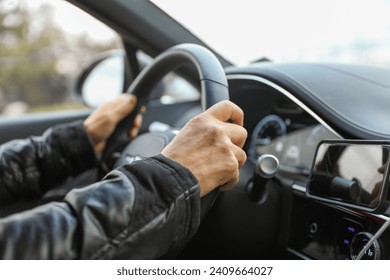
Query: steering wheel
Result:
<box><xmin>101</xmin><ymin>43</ymin><xmax>230</xmax><ymax>218</ymax></box>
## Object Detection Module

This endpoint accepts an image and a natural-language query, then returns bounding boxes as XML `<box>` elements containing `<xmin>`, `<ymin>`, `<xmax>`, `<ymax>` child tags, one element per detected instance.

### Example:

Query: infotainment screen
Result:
<box><xmin>307</xmin><ymin>141</ymin><xmax>390</xmax><ymax>212</ymax></box>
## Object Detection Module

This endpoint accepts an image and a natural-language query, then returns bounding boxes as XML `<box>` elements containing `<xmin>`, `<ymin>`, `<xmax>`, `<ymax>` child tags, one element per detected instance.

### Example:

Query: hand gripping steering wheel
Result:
<box><xmin>101</xmin><ymin>43</ymin><xmax>230</xmax><ymax>219</ymax></box>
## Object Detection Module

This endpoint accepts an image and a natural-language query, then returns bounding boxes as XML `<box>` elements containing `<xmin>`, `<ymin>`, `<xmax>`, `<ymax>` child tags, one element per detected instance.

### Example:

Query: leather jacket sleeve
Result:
<box><xmin>0</xmin><ymin>121</ymin><xmax>97</xmax><ymax>205</ymax></box>
<box><xmin>0</xmin><ymin>155</ymin><xmax>200</xmax><ymax>259</ymax></box>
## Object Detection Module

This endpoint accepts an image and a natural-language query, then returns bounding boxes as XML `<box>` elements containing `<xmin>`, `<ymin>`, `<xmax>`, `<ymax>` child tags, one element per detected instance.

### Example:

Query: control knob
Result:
<box><xmin>350</xmin><ymin>232</ymin><xmax>381</xmax><ymax>260</ymax></box>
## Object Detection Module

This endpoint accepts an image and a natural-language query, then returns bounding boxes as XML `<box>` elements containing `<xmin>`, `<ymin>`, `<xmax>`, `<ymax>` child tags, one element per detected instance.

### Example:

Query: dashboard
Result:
<box><xmin>228</xmin><ymin>76</ymin><xmax>340</xmax><ymax>183</ymax></box>
<box><xmin>250</xmin><ymin>117</ymin><xmax>339</xmax><ymax>179</ymax></box>
<box><xmin>184</xmin><ymin>65</ymin><xmax>390</xmax><ymax>260</ymax></box>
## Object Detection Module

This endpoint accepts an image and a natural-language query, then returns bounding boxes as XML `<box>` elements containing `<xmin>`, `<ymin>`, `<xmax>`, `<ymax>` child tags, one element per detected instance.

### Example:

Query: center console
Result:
<box><xmin>287</xmin><ymin>190</ymin><xmax>390</xmax><ymax>260</ymax></box>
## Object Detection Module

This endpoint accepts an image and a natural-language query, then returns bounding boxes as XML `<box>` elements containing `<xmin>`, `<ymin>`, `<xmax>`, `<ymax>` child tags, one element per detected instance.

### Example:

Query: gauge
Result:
<box><xmin>249</xmin><ymin>114</ymin><xmax>287</xmax><ymax>162</ymax></box>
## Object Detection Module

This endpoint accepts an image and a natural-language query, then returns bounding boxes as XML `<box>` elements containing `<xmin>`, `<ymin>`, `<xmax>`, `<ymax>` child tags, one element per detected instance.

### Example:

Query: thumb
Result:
<box><xmin>205</xmin><ymin>100</ymin><xmax>244</xmax><ymax>126</ymax></box>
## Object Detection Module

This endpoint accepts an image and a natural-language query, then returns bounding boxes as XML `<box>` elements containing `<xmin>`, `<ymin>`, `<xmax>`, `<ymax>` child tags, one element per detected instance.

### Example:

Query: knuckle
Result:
<box><xmin>234</xmin><ymin>125</ymin><xmax>248</xmax><ymax>147</ymax></box>
<box><xmin>232</xmin><ymin>122</ymin><xmax>246</xmax><ymax>134</ymax></box>
<box><xmin>220</xmin><ymin>100</ymin><xmax>231</xmax><ymax>108</ymax></box>
<box><xmin>217</xmin><ymin>139</ymin><xmax>231</xmax><ymax>153</ymax></box>
<box><xmin>240</xmin><ymin>126</ymin><xmax>248</xmax><ymax>139</ymax></box>
<box><xmin>225</xmin><ymin>153</ymin><xmax>239</xmax><ymax>171</ymax></box>
<box><xmin>232</xmin><ymin>168</ymin><xmax>240</xmax><ymax>181</ymax></box>
<box><xmin>207</xmin><ymin>123</ymin><xmax>223</xmax><ymax>138</ymax></box>
<box><xmin>238</xmin><ymin>106</ymin><xmax>244</xmax><ymax>117</ymax></box>
<box><xmin>189</xmin><ymin>115</ymin><xmax>204</xmax><ymax>126</ymax></box>
<box><xmin>238</xmin><ymin>150</ymin><xmax>247</xmax><ymax>167</ymax></box>
<box><xmin>223</xmin><ymin>169</ymin><xmax>240</xmax><ymax>191</ymax></box>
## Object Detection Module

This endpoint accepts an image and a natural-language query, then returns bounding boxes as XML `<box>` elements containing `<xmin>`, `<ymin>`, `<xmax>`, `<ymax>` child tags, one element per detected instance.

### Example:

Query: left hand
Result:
<box><xmin>84</xmin><ymin>94</ymin><xmax>142</xmax><ymax>153</ymax></box>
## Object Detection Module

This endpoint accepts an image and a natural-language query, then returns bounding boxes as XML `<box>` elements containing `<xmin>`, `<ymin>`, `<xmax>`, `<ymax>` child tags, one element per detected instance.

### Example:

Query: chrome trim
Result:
<box><xmin>292</xmin><ymin>184</ymin><xmax>306</xmax><ymax>193</ymax></box>
<box><xmin>293</xmin><ymin>186</ymin><xmax>389</xmax><ymax>221</ymax></box>
<box><xmin>306</xmin><ymin>190</ymin><xmax>389</xmax><ymax>214</ymax></box>
<box><xmin>286</xmin><ymin>248</ymin><xmax>311</xmax><ymax>260</ymax></box>
<box><xmin>330</xmin><ymin>204</ymin><xmax>389</xmax><ymax>222</ymax></box>
<box><xmin>226</xmin><ymin>74</ymin><xmax>342</xmax><ymax>138</ymax></box>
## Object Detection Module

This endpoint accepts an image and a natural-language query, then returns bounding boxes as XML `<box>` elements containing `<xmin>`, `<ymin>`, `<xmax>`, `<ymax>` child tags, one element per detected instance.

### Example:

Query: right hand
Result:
<box><xmin>162</xmin><ymin>100</ymin><xmax>247</xmax><ymax>197</ymax></box>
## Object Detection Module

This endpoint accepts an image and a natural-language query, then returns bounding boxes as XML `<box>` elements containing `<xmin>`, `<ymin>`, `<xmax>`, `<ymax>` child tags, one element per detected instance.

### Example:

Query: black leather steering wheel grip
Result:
<box><xmin>102</xmin><ymin>44</ymin><xmax>229</xmax><ymax>159</ymax></box>
<box><xmin>101</xmin><ymin>43</ymin><xmax>230</xmax><ymax>218</ymax></box>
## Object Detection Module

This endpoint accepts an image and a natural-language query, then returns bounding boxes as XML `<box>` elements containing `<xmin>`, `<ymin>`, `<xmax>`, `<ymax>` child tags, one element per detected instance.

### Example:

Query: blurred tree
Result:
<box><xmin>0</xmin><ymin>1</ymin><xmax>67</xmax><ymax>110</ymax></box>
<box><xmin>0</xmin><ymin>0</ymin><xmax>120</xmax><ymax>114</ymax></box>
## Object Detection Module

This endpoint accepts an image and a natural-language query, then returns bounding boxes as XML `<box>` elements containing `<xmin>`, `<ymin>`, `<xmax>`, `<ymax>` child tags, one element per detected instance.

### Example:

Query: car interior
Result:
<box><xmin>1</xmin><ymin>0</ymin><xmax>390</xmax><ymax>260</ymax></box>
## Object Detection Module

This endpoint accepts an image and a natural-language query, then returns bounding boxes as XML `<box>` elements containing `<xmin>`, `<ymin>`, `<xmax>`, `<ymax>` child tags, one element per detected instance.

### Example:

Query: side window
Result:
<box><xmin>0</xmin><ymin>0</ymin><xmax>121</xmax><ymax>117</ymax></box>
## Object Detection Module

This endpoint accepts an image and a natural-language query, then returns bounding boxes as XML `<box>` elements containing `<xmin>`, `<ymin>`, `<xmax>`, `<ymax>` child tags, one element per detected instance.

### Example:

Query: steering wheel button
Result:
<box><xmin>347</xmin><ymin>226</ymin><xmax>356</xmax><ymax>233</ymax></box>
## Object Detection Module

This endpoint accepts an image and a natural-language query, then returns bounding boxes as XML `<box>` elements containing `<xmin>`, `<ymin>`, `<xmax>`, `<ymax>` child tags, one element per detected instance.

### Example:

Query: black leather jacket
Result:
<box><xmin>0</xmin><ymin>122</ymin><xmax>200</xmax><ymax>259</ymax></box>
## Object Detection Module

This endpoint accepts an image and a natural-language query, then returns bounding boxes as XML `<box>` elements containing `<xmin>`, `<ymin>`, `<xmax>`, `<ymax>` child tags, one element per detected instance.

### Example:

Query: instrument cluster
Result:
<box><xmin>249</xmin><ymin>114</ymin><xmax>340</xmax><ymax>179</ymax></box>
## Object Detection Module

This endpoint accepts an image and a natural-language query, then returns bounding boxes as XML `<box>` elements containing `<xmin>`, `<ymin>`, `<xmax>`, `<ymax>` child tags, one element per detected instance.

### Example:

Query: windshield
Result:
<box><xmin>152</xmin><ymin>0</ymin><xmax>390</xmax><ymax>67</ymax></box>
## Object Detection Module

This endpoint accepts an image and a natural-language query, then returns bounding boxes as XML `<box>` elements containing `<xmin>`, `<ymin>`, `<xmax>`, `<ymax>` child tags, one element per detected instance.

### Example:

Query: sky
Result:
<box><xmin>152</xmin><ymin>0</ymin><xmax>390</xmax><ymax>65</ymax></box>
<box><xmin>5</xmin><ymin>0</ymin><xmax>390</xmax><ymax>66</ymax></box>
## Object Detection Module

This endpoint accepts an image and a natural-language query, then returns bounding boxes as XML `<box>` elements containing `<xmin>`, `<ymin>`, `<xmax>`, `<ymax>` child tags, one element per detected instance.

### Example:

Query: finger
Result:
<box><xmin>94</xmin><ymin>141</ymin><xmax>105</xmax><ymax>154</ymax></box>
<box><xmin>220</xmin><ymin>168</ymin><xmax>240</xmax><ymax>192</ymax></box>
<box><xmin>133</xmin><ymin>114</ymin><xmax>143</xmax><ymax>129</ymax></box>
<box><xmin>223</xmin><ymin>122</ymin><xmax>248</xmax><ymax>148</ymax></box>
<box><xmin>129</xmin><ymin>127</ymin><xmax>139</xmax><ymax>138</ymax></box>
<box><xmin>112</xmin><ymin>94</ymin><xmax>137</xmax><ymax>120</ymax></box>
<box><xmin>230</xmin><ymin>143</ymin><xmax>247</xmax><ymax>168</ymax></box>
<box><xmin>219</xmin><ymin>146</ymin><xmax>245</xmax><ymax>191</ymax></box>
<box><xmin>206</xmin><ymin>100</ymin><xmax>244</xmax><ymax>126</ymax></box>
<box><xmin>129</xmin><ymin>114</ymin><xmax>143</xmax><ymax>138</ymax></box>
<box><xmin>378</xmin><ymin>165</ymin><xmax>385</xmax><ymax>174</ymax></box>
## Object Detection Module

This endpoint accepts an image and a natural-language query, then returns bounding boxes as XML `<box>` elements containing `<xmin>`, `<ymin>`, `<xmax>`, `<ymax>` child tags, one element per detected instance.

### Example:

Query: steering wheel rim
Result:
<box><xmin>101</xmin><ymin>44</ymin><xmax>230</xmax><ymax>169</ymax></box>
<box><xmin>101</xmin><ymin>43</ymin><xmax>230</xmax><ymax>219</ymax></box>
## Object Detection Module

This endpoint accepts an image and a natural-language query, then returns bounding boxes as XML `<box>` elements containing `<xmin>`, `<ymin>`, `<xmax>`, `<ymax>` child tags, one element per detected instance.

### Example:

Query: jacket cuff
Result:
<box><xmin>52</xmin><ymin>120</ymin><xmax>98</xmax><ymax>176</ymax></box>
<box><xmin>151</xmin><ymin>154</ymin><xmax>199</xmax><ymax>190</ymax></box>
<box><xmin>110</xmin><ymin>154</ymin><xmax>201</xmax><ymax>258</ymax></box>
<box><xmin>150</xmin><ymin>154</ymin><xmax>201</xmax><ymax>253</ymax></box>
